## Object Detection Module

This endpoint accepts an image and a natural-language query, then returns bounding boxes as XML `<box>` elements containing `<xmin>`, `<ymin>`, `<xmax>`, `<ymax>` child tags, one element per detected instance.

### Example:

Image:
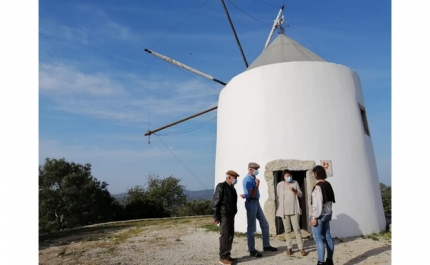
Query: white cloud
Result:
<box><xmin>103</xmin><ymin>21</ymin><xmax>137</xmax><ymax>42</ymax></box>
<box><xmin>39</xmin><ymin>63</ymin><xmax>126</xmax><ymax>96</ymax></box>
<box><xmin>39</xmin><ymin>138</ymin><xmax>190</xmax><ymax>163</ymax></box>
<box><xmin>39</xmin><ymin>62</ymin><xmax>220</xmax><ymax>125</ymax></box>
<box><xmin>89</xmin><ymin>10</ymin><xmax>147</xmax><ymax>44</ymax></box>
<box><xmin>39</xmin><ymin>19</ymin><xmax>89</xmax><ymax>45</ymax></box>
<box><xmin>39</xmin><ymin>15</ymin><xmax>145</xmax><ymax>53</ymax></box>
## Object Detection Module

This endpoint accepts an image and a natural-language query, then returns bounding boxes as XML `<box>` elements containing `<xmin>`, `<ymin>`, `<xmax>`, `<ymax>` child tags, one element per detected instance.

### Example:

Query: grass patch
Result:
<box><xmin>114</xmin><ymin>227</ymin><xmax>144</xmax><ymax>244</ymax></box>
<box><xmin>57</xmin><ymin>246</ymin><xmax>67</xmax><ymax>256</ymax></box>
<box><xmin>84</xmin><ymin>236</ymin><xmax>97</xmax><ymax>241</ymax></box>
<box><xmin>254</xmin><ymin>233</ymin><xmax>262</xmax><ymax>238</ymax></box>
<box><xmin>363</xmin><ymin>231</ymin><xmax>391</xmax><ymax>241</ymax></box>
<box><xmin>234</xmin><ymin>232</ymin><xmax>248</xmax><ymax>238</ymax></box>
<box><xmin>201</xmin><ymin>224</ymin><xmax>220</xmax><ymax>232</ymax></box>
<box><xmin>176</xmin><ymin>219</ymin><xmax>191</xmax><ymax>224</ymax></box>
<box><xmin>364</xmin><ymin>234</ymin><xmax>379</xmax><ymax>241</ymax></box>
<box><xmin>200</xmin><ymin>224</ymin><xmax>261</xmax><ymax>238</ymax></box>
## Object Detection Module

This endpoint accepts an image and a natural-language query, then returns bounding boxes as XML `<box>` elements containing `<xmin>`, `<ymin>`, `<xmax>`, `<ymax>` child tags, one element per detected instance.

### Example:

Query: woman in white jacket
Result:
<box><xmin>311</xmin><ymin>165</ymin><xmax>336</xmax><ymax>265</ymax></box>
<box><xmin>275</xmin><ymin>169</ymin><xmax>307</xmax><ymax>256</ymax></box>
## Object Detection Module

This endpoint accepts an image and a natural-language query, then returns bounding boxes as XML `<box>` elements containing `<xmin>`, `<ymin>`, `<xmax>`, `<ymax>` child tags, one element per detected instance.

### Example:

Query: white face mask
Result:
<box><xmin>253</xmin><ymin>169</ymin><xmax>259</xmax><ymax>176</ymax></box>
<box><xmin>232</xmin><ymin>178</ymin><xmax>237</xmax><ymax>185</ymax></box>
<box><xmin>285</xmin><ymin>176</ymin><xmax>292</xmax><ymax>183</ymax></box>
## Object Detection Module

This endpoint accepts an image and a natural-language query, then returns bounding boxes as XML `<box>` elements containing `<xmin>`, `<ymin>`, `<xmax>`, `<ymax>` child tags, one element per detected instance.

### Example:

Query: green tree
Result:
<box><xmin>176</xmin><ymin>199</ymin><xmax>214</xmax><ymax>216</ymax></box>
<box><xmin>122</xmin><ymin>185</ymin><xmax>167</xmax><ymax>219</ymax></box>
<box><xmin>39</xmin><ymin>158</ymin><xmax>119</xmax><ymax>232</ymax></box>
<box><xmin>124</xmin><ymin>185</ymin><xmax>147</xmax><ymax>205</ymax></box>
<box><xmin>145</xmin><ymin>174</ymin><xmax>187</xmax><ymax>216</ymax></box>
<box><xmin>380</xmin><ymin>183</ymin><xmax>391</xmax><ymax>215</ymax></box>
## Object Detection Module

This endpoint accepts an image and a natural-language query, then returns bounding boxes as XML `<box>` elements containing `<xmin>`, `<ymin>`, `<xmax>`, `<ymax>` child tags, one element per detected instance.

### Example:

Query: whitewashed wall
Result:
<box><xmin>214</xmin><ymin>61</ymin><xmax>386</xmax><ymax>238</ymax></box>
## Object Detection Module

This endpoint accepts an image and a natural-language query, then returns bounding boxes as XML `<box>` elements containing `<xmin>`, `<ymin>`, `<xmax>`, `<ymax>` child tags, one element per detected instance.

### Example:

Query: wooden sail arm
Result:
<box><xmin>144</xmin><ymin>48</ymin><xmax>227</xmax><ymax>86</ymax></box>
<box><xmin>264</xmin><ymin>5</ymin><xmax>285</xmax><ymax>50</ymax></box>
<box><xmin>220</xmin><ymin>0</ymin><xmax>248</xmax><ymax>68</ymax></box>
<box><xmin>145</xmin><ymin>106</ymin><xmax>218</xmax><ymax>136</ymax></box>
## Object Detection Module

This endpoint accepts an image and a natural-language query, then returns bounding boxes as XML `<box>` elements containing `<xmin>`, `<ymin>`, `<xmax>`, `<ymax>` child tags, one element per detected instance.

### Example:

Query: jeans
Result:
<box><xmin>312</xmin><ymin>214</ymin><xmax>334</xmax><ymax>262</ymax></box>
<box><xmin>245</xmin><ymin>200</ymin><xmax>270</xmax><ymax>251</ymax></box>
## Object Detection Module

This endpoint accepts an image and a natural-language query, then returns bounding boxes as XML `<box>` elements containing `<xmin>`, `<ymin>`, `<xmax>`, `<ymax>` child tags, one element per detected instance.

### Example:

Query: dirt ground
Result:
<box><xmin>39</xmin><ymin>216</ymin><xmax>391</xmax><ymax>265</ymax></box>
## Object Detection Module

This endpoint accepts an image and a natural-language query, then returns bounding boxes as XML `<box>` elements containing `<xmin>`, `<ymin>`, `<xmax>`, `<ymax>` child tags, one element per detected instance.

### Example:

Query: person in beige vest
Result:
<box><xmin>275</xmin><ymin>169</ymin><xmax>307</xmax><ymax>256</ymax></box>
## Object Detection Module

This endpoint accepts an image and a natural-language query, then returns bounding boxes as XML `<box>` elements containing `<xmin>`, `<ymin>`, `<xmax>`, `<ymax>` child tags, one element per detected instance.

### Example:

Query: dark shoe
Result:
<box><xmin>300</xmin><ymin>249</ymin><xmax>307</xmax><ymax>256</ymax></box>
<box><xmin>326</xmin><ymin>259</ymin><xmax>333</xmax><ymax>265</ymax></box>
<box><xmin>228</xmin><ymin>256</ymin><xmax>238</xmax><ymax>262</ymax></box>
<box><xmin>263</xmin><ymin>246</ymin><xmax>278</xmax><ymax>251</ymax></box>
<box><xmin>219</xmin><ymin>258</ymin><xmax>232</xmax><ymax>265</ymax></box>
<box><xmin>249</xmin><ymin>250</ymin><xmax>262</xmax><ymax>257</ymax></box>
<box><xmin>286</xmin><ymin>249</ymin><xmax>293</xmax><ymax>256</ymax></box>
<box><xmin>317</xmin><ymin>262</ymin><xmax>326</xmax><ymax>265</ymax></box>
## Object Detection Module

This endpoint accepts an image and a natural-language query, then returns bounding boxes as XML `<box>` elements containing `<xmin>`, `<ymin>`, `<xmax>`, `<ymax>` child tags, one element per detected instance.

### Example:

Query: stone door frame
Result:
<box><xmin>262</xmin><ymin>159</ymin><xmax>316</xmax><ymax>235</ymax></box>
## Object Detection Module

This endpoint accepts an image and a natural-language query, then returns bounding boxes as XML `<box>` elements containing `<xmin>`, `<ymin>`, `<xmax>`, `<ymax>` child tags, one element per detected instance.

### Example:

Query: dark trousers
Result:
<box><xmin>219</xmin><ymin>214</ymin><xmax>235</xmax><ymax>258</ymax></box>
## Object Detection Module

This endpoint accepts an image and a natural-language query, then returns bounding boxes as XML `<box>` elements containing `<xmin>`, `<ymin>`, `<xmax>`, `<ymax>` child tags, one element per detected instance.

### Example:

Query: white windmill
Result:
<box><xmin>145</xmin><ymin>3</ymin><xmax>386</xmax><ymax>238</ymax></box>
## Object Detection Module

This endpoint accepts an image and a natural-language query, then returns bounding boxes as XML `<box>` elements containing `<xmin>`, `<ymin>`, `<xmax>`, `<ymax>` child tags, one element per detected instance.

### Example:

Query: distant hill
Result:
<box><xmin>185</xmin><ymin>189</ymin><xmax>214</xmax><ymax>201</ymax></box>
<box><xmin>112</xmin><ymin>193</ymin><xmax>127</xmax><ymax>203</ymax></box>
<box><xmin>112</xmin><ymin>189</ymin><xmax>214</xmax><ymax>203</ymax></box>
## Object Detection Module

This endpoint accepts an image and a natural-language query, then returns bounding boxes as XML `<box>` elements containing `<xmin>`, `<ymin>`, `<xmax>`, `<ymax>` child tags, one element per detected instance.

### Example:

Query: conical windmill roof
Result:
<box><xmin>247</xmin><ymin>34</ymin><xmax>325</xmax><ymax>70</ymax></box>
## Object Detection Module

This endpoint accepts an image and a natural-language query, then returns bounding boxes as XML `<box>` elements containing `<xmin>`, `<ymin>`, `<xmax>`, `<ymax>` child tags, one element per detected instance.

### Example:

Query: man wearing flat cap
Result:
<box><xmin>212</xmin><ymin>170</ymin><xmax>240</xmax><ymax>265</ymax></box>
<box><xmin>240</xmin><ymin>162</ymin><xmax>278</xmax><ymax>257</ymax></box>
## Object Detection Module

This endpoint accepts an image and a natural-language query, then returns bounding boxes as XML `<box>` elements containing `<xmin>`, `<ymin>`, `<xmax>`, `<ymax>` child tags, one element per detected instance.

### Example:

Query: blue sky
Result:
<box><xmin>37</xmin><ymin>0</ymin><xmax>392</xmax><ymax>195</ymax></box>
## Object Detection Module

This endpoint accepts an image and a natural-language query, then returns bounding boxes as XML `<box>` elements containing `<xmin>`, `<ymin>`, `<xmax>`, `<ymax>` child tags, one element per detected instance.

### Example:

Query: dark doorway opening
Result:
<box><xmin>273</xmin><ymin>170</ymin><xmax>308</xmax><ymax>234</ymax></box>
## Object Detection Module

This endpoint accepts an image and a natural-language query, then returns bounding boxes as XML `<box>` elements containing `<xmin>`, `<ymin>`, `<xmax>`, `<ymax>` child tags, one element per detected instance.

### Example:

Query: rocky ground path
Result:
<box><xmin>39</xmin><ymin>216</ymin><xmax>391</xmax><ymax>265</ymax></box>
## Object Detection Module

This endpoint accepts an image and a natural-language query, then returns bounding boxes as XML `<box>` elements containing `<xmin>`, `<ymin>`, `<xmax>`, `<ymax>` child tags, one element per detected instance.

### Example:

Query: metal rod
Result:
<box><xmin>264</xmin><ymin>5</ymin><xmax>284</xmax><ymax>50</ymax></box>
<box><xmin>144</xmin><ymin>48</ymin><xmax>227</xmax><ymax>86</ymax></box>
<box><xmin>145</xmin><ymin>106</ymin><xmax>218</xmax><ymax>136</ymax></box>
<box><xmin>220</xmin><ymin>0</ymin><xmax>248</xmax><ymax>68</ymax></box>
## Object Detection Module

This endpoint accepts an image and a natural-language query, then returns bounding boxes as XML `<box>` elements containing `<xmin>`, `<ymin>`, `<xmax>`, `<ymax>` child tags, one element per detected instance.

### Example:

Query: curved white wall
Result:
<box><xmin>214</xmin><ymin>61</ymin><xmax>386</xmax><ymax>238</ymax></box>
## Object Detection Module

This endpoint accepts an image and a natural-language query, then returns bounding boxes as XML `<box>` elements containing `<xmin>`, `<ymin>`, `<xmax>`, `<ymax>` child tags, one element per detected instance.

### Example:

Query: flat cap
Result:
<box><xmin>248</xmin><ymin>162</ymin><xmax>260</xmax><ymax>169</ymax></box>
<box><xmin>226</xmin><ymin>170</ymin><xmax>239</xmax><ymax>177</ymax></box>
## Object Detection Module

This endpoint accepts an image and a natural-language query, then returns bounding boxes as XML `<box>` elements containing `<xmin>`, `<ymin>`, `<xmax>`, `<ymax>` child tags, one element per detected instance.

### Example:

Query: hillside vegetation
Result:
<box><xmin>40</xmin><ymin>157</ymin><xmax>391</xmax><ymax>233</ymax></box>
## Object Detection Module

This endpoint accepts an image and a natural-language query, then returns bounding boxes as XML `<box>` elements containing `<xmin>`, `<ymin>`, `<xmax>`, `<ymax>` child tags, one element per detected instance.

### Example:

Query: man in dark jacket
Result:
<box><xmin>212</xmin><ymin>170</ymin><xmax>240</xmax><ymax>265</ymax></box>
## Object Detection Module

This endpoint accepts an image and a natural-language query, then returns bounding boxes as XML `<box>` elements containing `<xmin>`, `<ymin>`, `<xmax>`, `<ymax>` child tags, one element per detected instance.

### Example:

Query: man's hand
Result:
<box><xmin>214</xmin><ymin>220</ymin><xmax>220</xmax><ymax>225</ymax></box>
<box><xmin>311</xmin><ymin>218</ymin><xmax>318</xmax><ymax>227</ymax></box>
<box><xmin>255</xmin><ymin>178</ymin><xmax>260</xmax><ymax>186</ymax></box>
<box><xmin>240</xmin><ymin>194</ymin><xmax>245</xmax><ymax>199</ymax></box>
